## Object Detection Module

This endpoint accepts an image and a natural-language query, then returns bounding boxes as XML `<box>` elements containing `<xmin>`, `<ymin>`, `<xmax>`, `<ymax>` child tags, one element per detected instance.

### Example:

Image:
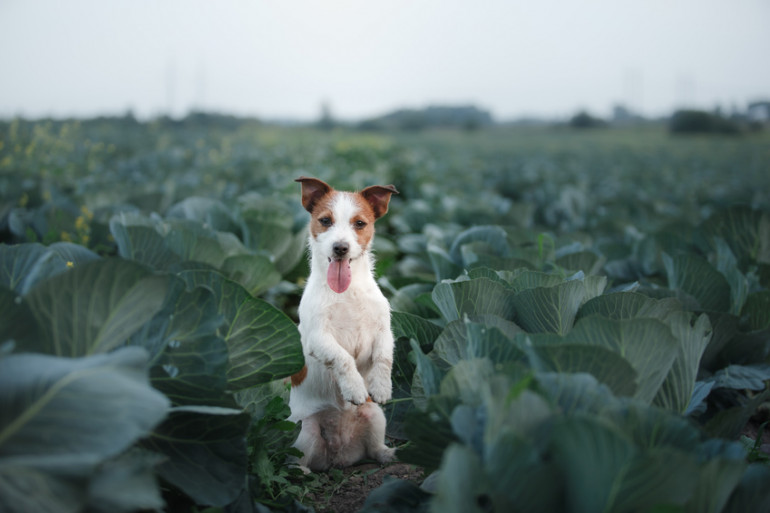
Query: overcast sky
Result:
<box><xmin>1</xmin><ymin>0</ymin><xmax>768</xmax><ymax>121</ymax></box>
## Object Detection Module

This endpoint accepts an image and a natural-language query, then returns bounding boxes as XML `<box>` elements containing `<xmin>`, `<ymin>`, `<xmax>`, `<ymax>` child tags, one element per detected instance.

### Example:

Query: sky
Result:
<box><xmin>1</xmin><ymin>0</ymin><xmax>768</xmax><ymax>122</ymax></box>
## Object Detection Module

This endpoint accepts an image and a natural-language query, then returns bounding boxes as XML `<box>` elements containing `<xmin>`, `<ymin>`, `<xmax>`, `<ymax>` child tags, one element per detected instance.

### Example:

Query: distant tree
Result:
<box><xmin>569</xmin><ymin>111</ymin><xmax>606</xmax><ymax>129</ymax></box>
<box><xmin>669</xmin><ymin>109</ymin><xmax>741</xmax><ymax>135</ymax></box>
<box><xmin>356</xmin><ymin>105</ymin><xmax>492</xmax><ymax>132</ymax></box>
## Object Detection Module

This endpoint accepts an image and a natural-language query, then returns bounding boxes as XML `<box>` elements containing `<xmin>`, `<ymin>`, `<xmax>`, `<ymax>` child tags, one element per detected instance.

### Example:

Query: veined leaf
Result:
<box><xmin>512</xmin><ymin>279</ymin><xmax>586</xmax><ymax>335</ymax></box>
<box><xmin>433</xmin><ymin>316</ymin><xmax>521</xmax><ymax>366</ymax></box>
<box><xmin>551</xmin><ymin>416</ymin><xmax>697</xmax><ymax>513</ymax></box>
<box><xmin>127</xmin><ymin>277</ymin><xmax>229</xmax><ymax>406</ymax></box>
<box><xmin>663</xmin><ymin>252</ymin><xmax>731</xmax><ymax>312</ymax></box>
<box><xmin>0</xmin><ymin>348</ymin><xmax>169</xmax><ymax>513</ymax></box>
<box><xmin>432</xmin><ymin>277</ymin><xmax>516</xmax><ymax>323</ymax></box>
<box><xmin>577</xmin><ymin>291</ymin><xmax>682</xmax><ymax>322</ymax></box>
<box><xmin>741</xmin><ymin>291</ymin><xmax>770</xmax><ymax>331</ymax></box>
<box><xmin>177</xmin><ymin>269</ymin><xmax>303</xmax><ymax>389</ymax></box>
<box><xmin>0</xmin><ymin>242</ymin><xmax>99</xmax><ymax>295</ymax></box>
<box><xmin>653</xmin><ymin>312</ymin><xmax>712</xmax><ymax>413</ymax></box>
<box><xmin>568</xmin><ymin>316</ymin><xmax>679</xmax><ymax>403</ymax></box>
<box><xmin>0</xmin><ymin>287</ymin><xmax>40</xmax><ymax>349</ymax></box>
<box><xmin>527</xmin><ymin>343</ymin><xmax>638</xmax><ymax>398</ymax></box>
<box><xmin>449</xmin><ymin>225</ymin><xmax>510</xmax><ymax>264</ymax></box>
<box><xmin>221</xmin><ymin>253</ymin><xmax>281</xmax><ymax>296</ymax></box>
<box><xmin>391</xmin><ymin>310</ymin><xmax>443</xmax><ymax>351</ymax></box>
<box><xmin>23</xmin><ymin>258</ymin><xmax>169</xmax><ymax>356</ymax></box>
<box><xmin>142</xmin><ymin>407</ymin><xmax>250</xmax><ymax>507</ymax></box>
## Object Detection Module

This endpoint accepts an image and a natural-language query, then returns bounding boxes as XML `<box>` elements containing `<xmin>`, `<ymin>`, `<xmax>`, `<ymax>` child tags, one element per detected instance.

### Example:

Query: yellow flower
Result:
<box><xmin>66</xmin><ymin>261</ymin><xmax>74</xmax><ymax>268</ymax></box>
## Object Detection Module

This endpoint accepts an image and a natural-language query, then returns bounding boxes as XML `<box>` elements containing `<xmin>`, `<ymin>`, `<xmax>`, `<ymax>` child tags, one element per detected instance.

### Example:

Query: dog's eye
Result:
<box><xmin>354</xmin><ymin>220</ymin><xmax>367</xmax><ymax>230</ymax></box>
<box><xmin>318</xmin><ymin>217</ymin><xmax>332</xmax><ymax>227</ymax></box>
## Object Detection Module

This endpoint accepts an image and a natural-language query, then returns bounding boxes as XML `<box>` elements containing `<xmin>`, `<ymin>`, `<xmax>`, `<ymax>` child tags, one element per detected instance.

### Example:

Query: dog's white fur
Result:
<box><xmin>289</xmin><ymin>177</ymin><xmax>398</xmax><ymax>471</ymax></box>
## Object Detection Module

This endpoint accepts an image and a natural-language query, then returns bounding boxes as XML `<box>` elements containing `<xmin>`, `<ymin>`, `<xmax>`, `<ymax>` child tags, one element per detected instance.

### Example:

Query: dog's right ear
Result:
<box><xmin>295</xmin><ymin>176</ymin><xmax>332</xmax><ymax>213</ymax></box>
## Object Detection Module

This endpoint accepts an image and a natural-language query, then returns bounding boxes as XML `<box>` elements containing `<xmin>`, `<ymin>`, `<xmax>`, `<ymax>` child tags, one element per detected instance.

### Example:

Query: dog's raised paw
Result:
<box><xmin>339</xmin><ymin>374</ymin><xmax>369</xmax><ymax>405</ymax></box>
<box><xmin>366</xmin><ymin>375</ymin><xmax>393</xmax><ymax>404</ymax></box>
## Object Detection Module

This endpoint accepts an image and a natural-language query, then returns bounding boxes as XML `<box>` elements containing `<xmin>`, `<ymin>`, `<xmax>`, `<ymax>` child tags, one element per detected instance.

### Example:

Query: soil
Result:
<box><xmin>303</xmin><ymin>462</ymin><xmax>425</xmax><ymax>513</ymax></box>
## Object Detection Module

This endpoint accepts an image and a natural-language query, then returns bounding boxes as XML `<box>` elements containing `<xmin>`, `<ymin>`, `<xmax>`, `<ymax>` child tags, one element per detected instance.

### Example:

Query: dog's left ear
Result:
<box><xmin>295</xmin><ymin>176</ymin><xmax>332</xmax><ymax>213</ymax></box>
<box><xmin>361</xmin><ymin>184</ymin><xmax>399</xmax><ymax>219</ymax></box>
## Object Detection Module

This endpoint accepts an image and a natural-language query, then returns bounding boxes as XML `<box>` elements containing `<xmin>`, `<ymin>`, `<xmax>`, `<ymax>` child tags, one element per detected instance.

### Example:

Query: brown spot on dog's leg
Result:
<box><xmin>291</xmin><ymin>365</ymin><xmax>308</xmax><ymax>387</ymax></box>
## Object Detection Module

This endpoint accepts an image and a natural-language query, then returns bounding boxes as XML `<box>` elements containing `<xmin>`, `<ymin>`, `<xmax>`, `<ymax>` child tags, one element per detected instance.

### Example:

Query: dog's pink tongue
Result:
<box><xmin>327</xmin><ymin>259</ymin><xmax>352</xmax><ymax>293</ymax></box>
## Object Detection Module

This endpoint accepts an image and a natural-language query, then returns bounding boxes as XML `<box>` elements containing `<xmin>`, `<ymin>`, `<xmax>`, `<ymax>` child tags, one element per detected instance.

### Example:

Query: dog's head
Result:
<box><xmin>295</xmin><ymin>177</ymin><xmax>398</xmax><ymax>293</ymax></box>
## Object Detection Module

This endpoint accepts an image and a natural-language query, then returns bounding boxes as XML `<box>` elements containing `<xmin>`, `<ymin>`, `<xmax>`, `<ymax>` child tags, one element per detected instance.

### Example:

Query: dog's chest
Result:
<box><xmin>324</xmin><ymin>288</ymin><xmax>386</xmax><ymax>358</ymax></box>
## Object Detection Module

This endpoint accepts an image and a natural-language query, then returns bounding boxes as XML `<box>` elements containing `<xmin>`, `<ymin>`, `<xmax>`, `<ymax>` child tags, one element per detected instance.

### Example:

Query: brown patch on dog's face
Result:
<box><xmin>349</xmin><ymin>192</ymin><xmax>377</xmax><ymax>249</ymax></box>
<box><xmin>308</xmin><ymin>192</ymin><xmax>337</xmax><ymax>240</ymax></box>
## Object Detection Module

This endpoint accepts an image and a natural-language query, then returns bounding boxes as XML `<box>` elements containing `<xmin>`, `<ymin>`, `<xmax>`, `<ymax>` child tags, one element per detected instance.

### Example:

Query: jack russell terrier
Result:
<box><xmin>289</xmin><ymin>176</ymin><xmax>398</xmax><ymax>471</ymax></box>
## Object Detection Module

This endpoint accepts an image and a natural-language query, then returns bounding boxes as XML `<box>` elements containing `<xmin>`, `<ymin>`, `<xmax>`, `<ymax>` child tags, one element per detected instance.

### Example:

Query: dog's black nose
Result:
<box><xmin>333</xmin><ymin>242</ymin><xmax>349</xmax><ymax>257</ymax></box>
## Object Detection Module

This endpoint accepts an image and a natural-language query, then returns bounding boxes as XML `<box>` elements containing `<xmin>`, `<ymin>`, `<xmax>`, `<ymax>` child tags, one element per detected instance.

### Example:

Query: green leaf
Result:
<box><xmin>449</xmin><ymin>225</ymin><xmax>510</xmax><ymax>264</ymax></box>
<box><xmin>167</xmin><ymin>196</ymin><xmax>241</xmax><ymax>235</ymax></box>
<box><xmin>663</xmin><ymin>253</ymin><xmax>731</xmax><ymax>312</ymax></box>
<box><xmin>410</xmin><ymin>339</ymin><xmax>444</xmax><ymax>406</ymax></box>
<box><xmin>512</xmin><ymin>279</ymin><xmax>586</xmax><ymax>335</ymax></box>
<box><xmin>711</xmin><ymin>237</ymin><xmax>749</xmax><ymax>315</ymax></box>
<box><xmin>0</xmin><ymin>287</ymin><xmax>40</xmax><ymax>348</ymax></box>
<box><xmin>653</xmin><ymin>312</ymin><xmax>712</xmax><ymax>413</ymax></box>
<box><xmin>700</xmin><ymin>206</ymin><xmax>770</xmax><ymax>267</ymax></box>
<box><xmin>741</xmin><ymin>291</ymin><xmax>770</xmax><ymax>331</ymax></box>
<box><xmin>432</xmin><ymin>277</ymin><xmax>516</xmax><ymax>323</ymax></box>
<box><xmin>527</xmin><ymin>343</ymin><xmax>638</xmax><ymax>397</ymax></box>
<box><xmin>427</xmin><ymin>243</ymin><xmax>463</xmax><ymax>282</ymax></box>
<box><xmin>0</xmin><ymin>348</ymin><xmax>169</xmax><ymax>513</ymax></box>
<box><xmin>551</xmin><ymin>416</ymin><xmax>697</xmax><ymax>513</ymax></box>
<box><xmin>0</xmin><ymin>242</ymin><xmax>97</xmax><ymax>295</ymax></box>
<box><xmin>142</xmin><ymin>407</ymin><xmax>250</xmax><ymax>507</ymax></box>
<box><xmin>722</xmin><ymin>464</ymin><xmax>770</xmax><ymax>513</ymax></box>
<box><xmin>111</xmin><ymin>223</ymin><xmax>182</xmax><ymax>270</ymax></box>
<box><xmin>704</xmin><ymin>389</ymin><xmax>770</xmax><ymax>439</ymax></box>
<box><xmin>87</xmin><ymin>449</ymin><xmax>165</xmax><ymax>513</ymax></box>
<box><xmin>568</xmin><ymin>316</ymin><xmax>680</xmax><ymax>403</ymax></box>
<box><xmin>708</xmin><ymin>364</ymin><xmax>770</xmax><ymax>391</ymax></box>
<box><xmin>24</xmin><ymin>258</ymin><xmax>169</xmax><ymax>356</ymax></box>
<box><xmin>433</xmin><ymin>316</ymin><xmax>522</xmax><ymax>366</ymax></box>
<box><xmin>503</xmin><ymin>269</ymin><xmax>566</xmax><ymax>292</ymax></box>
<box><xmin>391</xmin><ymin>310</ymin><xmax>443</xmax><ymax>351</ymax></box>
<box><xmin>577</xmin><ymin>291</ymin><xmax>682</xmax><ymax>322</ymax></box>
<box><xmin>686</xmin><ymin>440</ymin><xmax>748</xmax><ymax>513</ymax></box>
<box><xmin>556</xmin><ymin>250</ymin><xmax>606</xmax><ymax>275</ymax></box>
<box><xmin>431</xmin><ymin>444</ymin><xmax>489</xmax><ymax>513</ymax></box>
<box><xmin>177</xmin><ymin>269</ymin><xmax>303</xmax><ymax>389</ymax></box>
<box><xmin>221</xmin><ymin>253</ymin><xmax>281</xmax><ymax>296</ymax></box>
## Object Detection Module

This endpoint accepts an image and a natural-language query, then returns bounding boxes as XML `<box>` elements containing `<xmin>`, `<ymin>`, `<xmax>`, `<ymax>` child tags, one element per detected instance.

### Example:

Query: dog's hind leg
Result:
<box><xmin>358</xmin><ymin>402</ymin><xmax>396</xmax><ymax>464</ymax></box>
<box><xmin>292</xmin><ymin>414</ymin><xmax>332</xmax><ymax>472</ymax></box>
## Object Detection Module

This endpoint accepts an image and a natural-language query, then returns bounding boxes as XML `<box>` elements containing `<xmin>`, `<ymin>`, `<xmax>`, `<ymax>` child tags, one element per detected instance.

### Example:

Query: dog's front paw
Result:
<box><xmin>366</xmin><ymin>372</ymin><xmax>392</xmax><ymax>404</ymax></box>
<box><xmin>339</xmin><ymin>373</ymin><xmax>369</xmax><ymax>405</ymax></box>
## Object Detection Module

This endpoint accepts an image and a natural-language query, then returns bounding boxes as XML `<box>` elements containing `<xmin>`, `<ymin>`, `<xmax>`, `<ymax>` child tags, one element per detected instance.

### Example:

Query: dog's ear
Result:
<box><xmin>361</xmin><ymin>184</ymin><xmax>399</xmax><ymax>219</ymax></box>
<box><xmin>295</xmin><ymin>176</ymin><xmax>332</xmax><ymax>213</ymax></box>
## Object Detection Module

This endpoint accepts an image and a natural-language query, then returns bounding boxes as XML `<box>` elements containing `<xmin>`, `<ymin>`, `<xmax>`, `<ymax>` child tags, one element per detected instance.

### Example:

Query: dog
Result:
<box><xmin>288</xmin><ymin>176</ymin><xmax>398</xmax><ymax>472</ymax></box>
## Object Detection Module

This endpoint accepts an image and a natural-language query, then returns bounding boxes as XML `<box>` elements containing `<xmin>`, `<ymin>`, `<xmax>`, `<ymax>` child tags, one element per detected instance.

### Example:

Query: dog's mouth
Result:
<box><xmin>327</xmin><ymin>257</ymin><xmax>352</xmax><ymax>294</ymax></box>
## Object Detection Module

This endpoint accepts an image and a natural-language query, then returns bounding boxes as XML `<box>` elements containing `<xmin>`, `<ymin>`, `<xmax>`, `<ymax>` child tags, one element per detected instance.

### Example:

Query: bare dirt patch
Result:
<box><xmin>302</xmin><ymin>462</ymin><xmax>425</xmax><ymax>513</ymax></box>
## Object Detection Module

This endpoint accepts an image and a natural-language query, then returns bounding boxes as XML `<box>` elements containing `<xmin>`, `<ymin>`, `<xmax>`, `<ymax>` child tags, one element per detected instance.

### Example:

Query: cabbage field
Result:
<box><xmin>1</xmin><ymin>116</ymin><xmax>769</xmax><ymax>513</ymax></box>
